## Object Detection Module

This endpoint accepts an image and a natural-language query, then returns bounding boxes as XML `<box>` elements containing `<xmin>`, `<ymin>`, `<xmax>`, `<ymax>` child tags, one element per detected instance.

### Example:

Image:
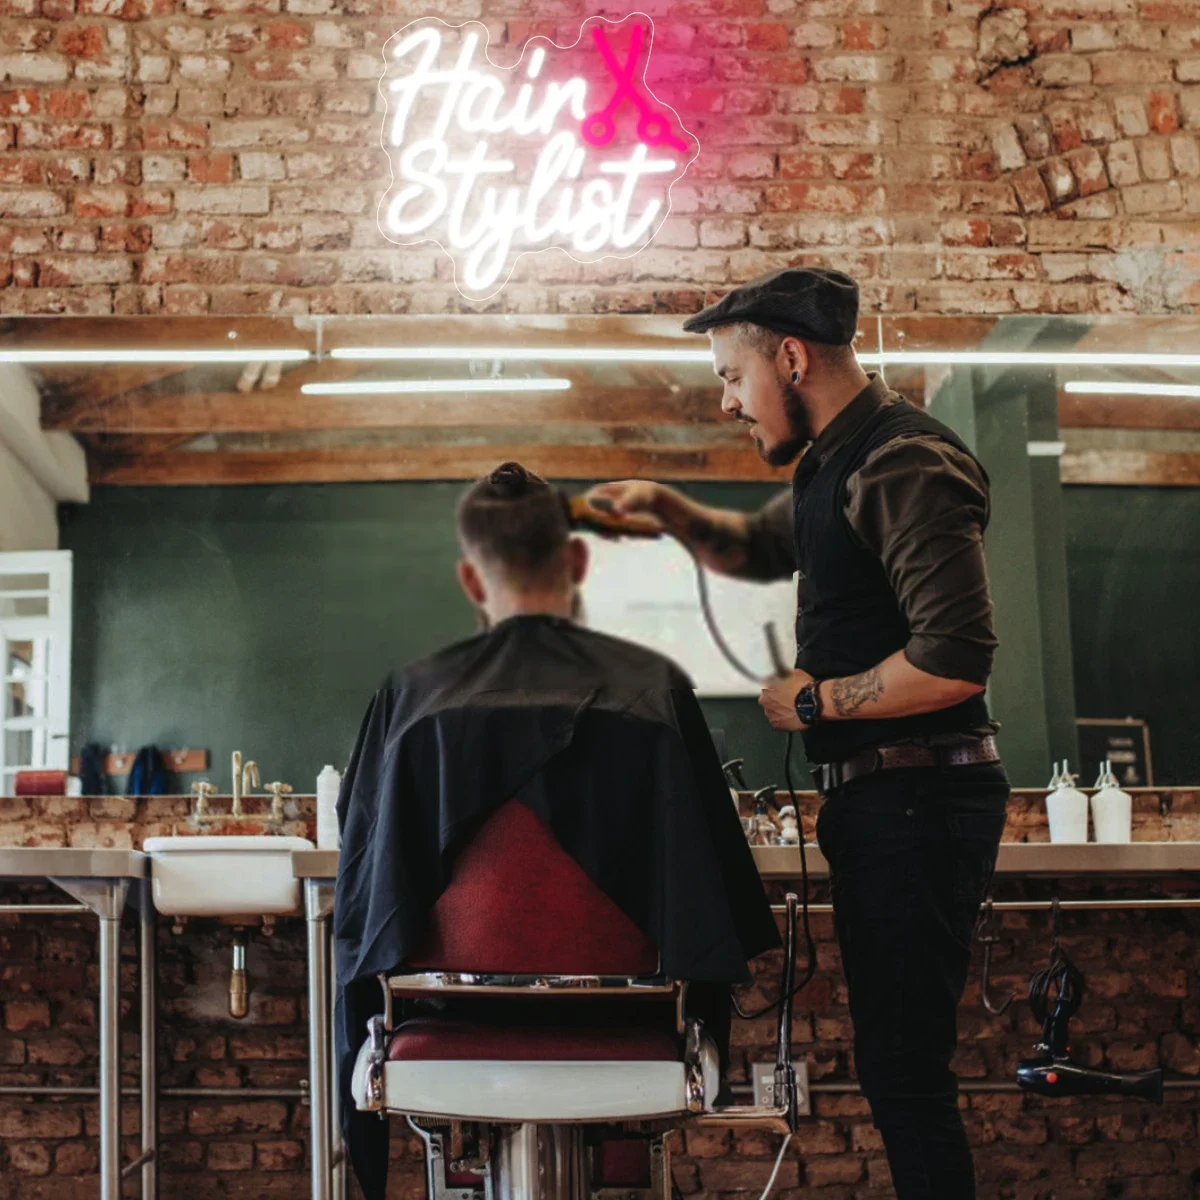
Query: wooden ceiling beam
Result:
<box><xmin>1057</xmin><ymin>392</ymin><xmax>1200</xmax><ymax>431</ymax></box>
<box><xmin>87</xmin><ymin>443</ymin><xmax>790</xmax><ymax>486</ymax></box>
<box><xmin>47</xmin><ymin>385</ymin><xmax>722</xmax><ymax>434</ymax></box>
<box><xmin>1060</xmin><ymin>450</ymin><xmax>1200</xmax><ymax>486</ymax></box>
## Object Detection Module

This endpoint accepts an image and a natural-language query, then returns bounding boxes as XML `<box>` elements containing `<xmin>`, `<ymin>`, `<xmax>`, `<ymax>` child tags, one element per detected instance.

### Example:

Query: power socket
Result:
<box><xmin>751</xmin><ymin>1058</ymin><xmax>811</xmax><ymax>1115</ymax></box>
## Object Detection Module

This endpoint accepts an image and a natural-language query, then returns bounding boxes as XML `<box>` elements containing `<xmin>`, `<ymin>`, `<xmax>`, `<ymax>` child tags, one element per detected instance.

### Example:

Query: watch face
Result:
<box><xmin>796</xmin><ymin>685</ymin><xmax>818</xmax><ymax>724</ymax></box>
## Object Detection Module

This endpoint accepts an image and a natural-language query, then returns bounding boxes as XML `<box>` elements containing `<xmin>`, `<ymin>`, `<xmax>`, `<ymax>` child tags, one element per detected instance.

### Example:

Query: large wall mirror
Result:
<box><xmin>2</xmin><ymin>312</ymin><xmax>1196</xmax><ymax>791</ymax></box>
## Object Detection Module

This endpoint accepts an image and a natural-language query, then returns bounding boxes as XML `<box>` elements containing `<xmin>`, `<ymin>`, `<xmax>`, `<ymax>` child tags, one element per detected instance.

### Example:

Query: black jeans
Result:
<box><xmin>815</xmin><ymin>762</ymin><xmax>1010</xmax><ymax>1200</ymax></box>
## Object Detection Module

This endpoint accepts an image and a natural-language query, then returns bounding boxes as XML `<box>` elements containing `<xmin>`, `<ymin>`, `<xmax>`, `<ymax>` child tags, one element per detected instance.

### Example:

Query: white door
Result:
<box><xmin>0</xmin><ymin>550</ymin><xmax>72</xmax><ymax>795</ymax></box>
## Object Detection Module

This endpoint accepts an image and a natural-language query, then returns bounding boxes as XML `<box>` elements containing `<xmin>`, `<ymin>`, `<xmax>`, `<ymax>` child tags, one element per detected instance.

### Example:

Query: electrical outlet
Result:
<box><xmin>751</xmin><ymin>1058</ymin><xmax>811</xmax><ymax>1115</ymax></box>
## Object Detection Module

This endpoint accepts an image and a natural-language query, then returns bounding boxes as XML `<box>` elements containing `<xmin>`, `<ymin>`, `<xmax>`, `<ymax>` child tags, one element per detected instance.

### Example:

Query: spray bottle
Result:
<box><xmin>1046</xmin><ymin>760</ymin><xmax>1089</xmax><ymax>844</ymax></box>
<box><xmin>1091</xmin><ymin>759</ymin><xmax>1132</xmax><ymax>844</ymax></box>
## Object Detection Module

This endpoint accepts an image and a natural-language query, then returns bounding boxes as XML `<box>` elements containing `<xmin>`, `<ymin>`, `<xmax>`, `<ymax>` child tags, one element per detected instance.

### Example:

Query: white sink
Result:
<box><xmin>143</xmin><ymin>835</ymin><xmax>313</xmax><ymax>917</ymax></box>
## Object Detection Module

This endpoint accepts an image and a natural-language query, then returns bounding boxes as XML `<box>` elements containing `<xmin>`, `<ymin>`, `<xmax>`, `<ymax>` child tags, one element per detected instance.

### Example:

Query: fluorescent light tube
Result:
<box><xmin>1063</xmin><ymin>381</ymin><xmax>1200</xmax><ymax>398</ymax></box>
<box><xmin>0</xmin><ymin>349</ymin><xmax>310</xmax><ymax>364</ymax></box>
<box><xmin>300</xmin><ymin>378</ymin><xmax>573</xmax><ymax>396</ymax></box>
<box><xmin>331</xmin><ymin>346</ymin><xmax>1200</xmax><ymax>369</ymax></box>
<box><xmin>331</xmin><ymin>346</ymin><xmax>712</xmax><ymax>364</ymax></box>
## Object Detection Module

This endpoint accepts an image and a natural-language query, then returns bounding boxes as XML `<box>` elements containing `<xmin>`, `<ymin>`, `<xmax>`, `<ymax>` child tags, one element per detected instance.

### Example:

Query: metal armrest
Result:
<box><xmin>382</xmin><ymin>970</ymin><xmax>678</xmax><ymax>999</ymax></box>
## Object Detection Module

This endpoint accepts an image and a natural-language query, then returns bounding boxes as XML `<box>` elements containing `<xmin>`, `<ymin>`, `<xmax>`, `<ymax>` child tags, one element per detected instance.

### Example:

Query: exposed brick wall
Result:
<box><xmin>0</xmin><ymin>0</ymin><xmax>1197</xmax><ymax>316</ymax></box>
<box><xmin>1</xmin><ymin>791</ymin><xmax>1199</xmax><ymax>1197</ymax></box>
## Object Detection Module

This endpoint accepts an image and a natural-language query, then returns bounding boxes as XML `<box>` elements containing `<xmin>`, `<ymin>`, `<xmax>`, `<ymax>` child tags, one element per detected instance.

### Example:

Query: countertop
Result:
<box><xmin>0</xmin><ymin>847</ymin><xmax>147</xmax><ymax>879</ymax></box>
<box><xmin>292</xmin><ymin>842</ymin><xmax>1200</xmax><ymax>882</ymax></box>
<box><xmin>753</xmin><ymin>841</ymin><xmax>1200</xmax><ymax>878</ymax></box>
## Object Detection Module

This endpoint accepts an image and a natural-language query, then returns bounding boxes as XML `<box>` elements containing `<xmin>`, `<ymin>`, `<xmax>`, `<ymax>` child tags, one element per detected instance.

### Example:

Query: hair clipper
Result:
<box><xmin>563</xmin><ymin>492</ymin><xmax>664</xmax><ymax>539</ymax></box>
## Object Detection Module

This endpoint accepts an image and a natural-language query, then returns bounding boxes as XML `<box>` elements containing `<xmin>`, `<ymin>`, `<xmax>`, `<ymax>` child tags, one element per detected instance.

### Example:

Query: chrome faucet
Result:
<box><xmin>241</xmin><ymin>760</ymin><xmax>260</xmax><ymax>814</ymax></box>
<box><xmin>189</xmin><ymin>753</ymin><xmax>283</xmax><ymax>827</ymax></box>
<box><xmin>231</xmin><ymin>750</ymin><xmax>243</xmax><ymax>818</ymax></box>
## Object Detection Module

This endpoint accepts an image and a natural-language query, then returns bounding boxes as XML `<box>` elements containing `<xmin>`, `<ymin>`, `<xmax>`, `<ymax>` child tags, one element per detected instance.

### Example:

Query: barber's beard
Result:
<box><xmin>761</xmin><ymin>375</ymin><xmax>813</xmax><ymax>467</ymax></box>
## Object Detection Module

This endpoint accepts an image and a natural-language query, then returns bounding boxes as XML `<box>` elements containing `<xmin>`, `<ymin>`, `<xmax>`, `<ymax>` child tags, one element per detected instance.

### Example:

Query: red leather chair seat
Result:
<box><xmin>407</xmin><ymin>800</ymin><xmax>659</xmax><ymax>976</ymax></box>
<box><xmin>387</xmin><ymin>1018</ymin><xmax>680</xmax><ymax>1063</ymax></box>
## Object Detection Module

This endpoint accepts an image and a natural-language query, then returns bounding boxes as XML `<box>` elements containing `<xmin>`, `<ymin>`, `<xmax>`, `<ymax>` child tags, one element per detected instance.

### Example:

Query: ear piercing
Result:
<box><xmin>792</xmin><ymin>371</ymin><xmax>800</xmax><ymax>383</ymax></box>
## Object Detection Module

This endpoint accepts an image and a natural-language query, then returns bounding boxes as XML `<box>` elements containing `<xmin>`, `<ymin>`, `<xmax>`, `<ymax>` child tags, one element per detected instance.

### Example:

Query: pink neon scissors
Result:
<box><xmin>581</xmin><ymin>24</ymin><xmax>688</xmax><ymax>153</ymax></box>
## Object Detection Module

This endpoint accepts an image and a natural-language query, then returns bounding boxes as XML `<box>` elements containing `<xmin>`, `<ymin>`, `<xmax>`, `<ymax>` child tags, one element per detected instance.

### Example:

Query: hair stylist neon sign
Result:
<box><xmin>378</xmin><ymin>15</ymin><xmax>698</xmax><ymax>300</ymax></box>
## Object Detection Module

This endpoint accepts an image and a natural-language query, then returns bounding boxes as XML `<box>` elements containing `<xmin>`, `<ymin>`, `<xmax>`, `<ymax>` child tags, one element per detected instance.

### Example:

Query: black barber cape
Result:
<box><xmin>335</xmin><ymin>614</ymin><xmax>778</xmax><ymax>1200</ymax></box>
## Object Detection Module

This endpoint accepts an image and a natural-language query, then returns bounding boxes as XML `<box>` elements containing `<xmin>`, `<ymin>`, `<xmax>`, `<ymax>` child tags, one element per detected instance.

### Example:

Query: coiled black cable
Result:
<box><xmin>689</xmin><ymin>549</ymin><xmax>817</xmax><ymax>1022</ymax></box>
<box><xmin>1028</xmin><ymin>936</ymin><xmax>1085</xmax><ymax>1057</ymax></box>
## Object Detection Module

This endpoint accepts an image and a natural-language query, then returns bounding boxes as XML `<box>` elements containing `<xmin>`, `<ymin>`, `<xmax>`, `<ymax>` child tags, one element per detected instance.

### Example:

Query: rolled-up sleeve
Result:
<box><xmin>845</xmin><ymin>436</ymin><xmax>998</xmax><ymax>686</ymax></box>
<box><xmin>742</xmin><ymin>488</ymin><xmax>796</xmax><ymax>581</ymax></box>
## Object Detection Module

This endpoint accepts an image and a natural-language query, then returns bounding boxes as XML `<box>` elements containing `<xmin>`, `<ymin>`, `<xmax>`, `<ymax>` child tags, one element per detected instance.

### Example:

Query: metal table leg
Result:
<box><xmin>140</xmin><ymin>877</ymin><xmax>158</xmax><ymax>1200</ymax></box>
<box><xmin>330</xmin><ymin>929</ymin><xmax>346</xmax><ymax>1200</ymax></box>
<box><xmin>305</xmin><ymin>879</ymin><xmax>335</xmax><ymax>1200</ymax></box>
<box><xmin>54</xmin><ymin>877</ymin><xmax>130</xmax><ymax>1200</ymax></box>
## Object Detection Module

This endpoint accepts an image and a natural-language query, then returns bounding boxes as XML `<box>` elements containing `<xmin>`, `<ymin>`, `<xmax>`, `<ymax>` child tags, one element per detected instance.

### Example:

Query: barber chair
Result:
<box><xmin>352</xmin><ymin>801</ymin><xmax>800</xmax><ymax>1200</ymax></box>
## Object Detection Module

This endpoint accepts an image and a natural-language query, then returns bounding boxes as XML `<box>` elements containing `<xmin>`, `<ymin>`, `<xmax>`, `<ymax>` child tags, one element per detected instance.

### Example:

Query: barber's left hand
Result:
<box><xmin>759</xmin><ymin>669</ymin><xmax>812</xmax><ymax>732</ymax></box>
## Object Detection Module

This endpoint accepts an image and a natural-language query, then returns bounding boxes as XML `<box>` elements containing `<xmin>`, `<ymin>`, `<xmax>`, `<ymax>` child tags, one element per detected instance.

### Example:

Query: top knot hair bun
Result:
<box><xmin>488</xmin><ymin>461</ymin><xmax>535</xmax><ymax>497</ymax></box>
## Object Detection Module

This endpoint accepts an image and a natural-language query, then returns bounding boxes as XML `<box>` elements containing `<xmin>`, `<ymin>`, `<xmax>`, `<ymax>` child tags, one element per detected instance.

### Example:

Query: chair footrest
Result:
<box><xmin>352</xmin><ymin>1041</ymin><xmax>719</xmax><ymax>1122</ymax></box>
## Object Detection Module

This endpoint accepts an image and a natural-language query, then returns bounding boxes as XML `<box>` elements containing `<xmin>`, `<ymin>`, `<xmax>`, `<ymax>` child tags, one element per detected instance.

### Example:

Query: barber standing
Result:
<box><xmin>588</xmin><ymin>268</ymin><xmax>1009</xmax><ymax>1200</ymax></box>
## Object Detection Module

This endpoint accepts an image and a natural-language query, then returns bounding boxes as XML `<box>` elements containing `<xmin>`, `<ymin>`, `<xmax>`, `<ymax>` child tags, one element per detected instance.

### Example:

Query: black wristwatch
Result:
<box><xmin>795</xmin><ymin>680</ymin><xmax>824</xmax><ymax>726</ymax></box>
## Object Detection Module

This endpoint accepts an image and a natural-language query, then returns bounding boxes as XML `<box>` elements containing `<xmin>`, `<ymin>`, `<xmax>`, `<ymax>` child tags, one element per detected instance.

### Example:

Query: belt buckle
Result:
<box><xmin>820</xmin><ymin>762</ymin><xmax>842</xmax><ymax>794</ymax></box>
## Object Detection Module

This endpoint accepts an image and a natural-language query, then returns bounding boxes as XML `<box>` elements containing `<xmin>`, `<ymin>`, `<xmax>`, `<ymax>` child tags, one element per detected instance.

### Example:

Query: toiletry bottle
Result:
<box><xmin>1046</xmin><ymin>760</ymin><xmax>1089</xmax><ymax>844</ymax></box>
<box><xmin>752</xmin><ymin>785</ymin><xmax>778</xmax><ymax>846</ymax></box>
<box><xmin>316</xmin><ymin>764</ymin><xmax>341</xmax><ymax>850</ymax></box>
<box><xmin>1091</xmin><ymin>758</ymin><xmax>1132</xmax><ymax>844</ymax></box>
<box><xmin>777</xmin><ymin>804</ymin><xmax>800</xmax><ymax>846</ymax></box>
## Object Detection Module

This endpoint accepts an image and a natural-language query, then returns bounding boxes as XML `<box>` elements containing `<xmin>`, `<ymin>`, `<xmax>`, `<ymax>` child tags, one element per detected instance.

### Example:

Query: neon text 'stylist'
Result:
<box><xmin>378</xmin><ymin>18</ymin><xmax>696</xmax><ymax>299</ymax></box>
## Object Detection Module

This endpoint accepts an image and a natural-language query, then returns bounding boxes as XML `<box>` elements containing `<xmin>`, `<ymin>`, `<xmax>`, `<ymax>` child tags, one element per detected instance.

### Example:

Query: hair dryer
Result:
<box><xmin>1016</xmin><ymin>929</ymin><xmax>1163</xmax><ymax>1104</ymax></box>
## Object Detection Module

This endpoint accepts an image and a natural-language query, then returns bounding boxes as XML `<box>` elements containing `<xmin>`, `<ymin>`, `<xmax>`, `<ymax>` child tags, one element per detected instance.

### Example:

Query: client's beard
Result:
<box><xmin>762</xmin><ymin>373</ymin><xmax>812</xmax><ymax>467</ymax></box>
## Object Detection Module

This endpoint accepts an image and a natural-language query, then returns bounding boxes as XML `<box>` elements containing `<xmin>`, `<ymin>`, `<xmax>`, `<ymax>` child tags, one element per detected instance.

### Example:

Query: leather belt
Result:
<box><xmin>815</xmin><ymin>735</ymin><xmax>1000</xmax><ymax>795</ymax></box>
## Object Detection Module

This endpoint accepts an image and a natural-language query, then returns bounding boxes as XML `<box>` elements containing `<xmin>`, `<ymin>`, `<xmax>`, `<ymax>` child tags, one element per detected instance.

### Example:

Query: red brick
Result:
<box><xmin>1011</xmin><ymin>166</ymin><xmax>1051</xmax><ymax>213</ymax></box>
<box><xmin>187</xmin><ymin>153</ymin><xmax>234</xmax><ymax>183</ymax></box>
<box><xmin>46</xmin><ymin>90</ymin><xmax>91</xmax><ymax>119</ymax></box>
<box><xmin>745</xmin><ymin>23</ymin><xmax>789</xmax><ymax>51</ymax></box>
<box><xmin>207</xmin><ymin>1141</ymin><xmax>254</xmax><ymax>1171</ymax></box>
<box><xmin>264</xmin><ymin>19</ymin><xmax>310</xmax><ymax>49</ymax></box>
<box><xmin>5</xmin><ymin>999</ymin><xmax>50</xmax><ymax>1032</ymax></box>
<box><xmin>1148</xmin><ymin>90</ymin><xmax>1180</xmax><ymax>135</ymax></box>
<box><xmin>56</xmin><ymin>25</ymin><xmax>105</xmax><ymax>57</ymax></box>
<box><xmin>0</xmin><ymin>89</ymin><xmax>38</xmax><ymax>116</ymax></box>
<box><xmin>7</xmin><ymin>1141</ymin><xmax>52</xmax><ymax>1175</ymax></box>
<box><xmin>256</xmin><ymin>1140</ymin><xmax>304</xmax><ymax>1170</ymax></box>
<box><xmin>0</xmin><ymin>1105</ymin><xmax>83</xmax><ymax>1139</ymax></box>
<box><xmin>143</xmin><ymin>121</ymin><xmax>209</xmax><ymax>150</ymax></box>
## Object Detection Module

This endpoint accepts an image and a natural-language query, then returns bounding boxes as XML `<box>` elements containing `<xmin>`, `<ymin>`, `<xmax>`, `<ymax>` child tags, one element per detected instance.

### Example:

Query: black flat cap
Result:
<box><xmin>682</xmin><ymin>267</ymin><xmax>859</xmax><ymax>345</ymax></box>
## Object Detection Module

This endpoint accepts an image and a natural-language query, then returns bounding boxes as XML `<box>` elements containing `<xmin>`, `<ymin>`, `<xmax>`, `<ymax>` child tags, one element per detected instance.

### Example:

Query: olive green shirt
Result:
<box><xmin>743</xmin><ymin>375</ymin><xmax>999</xmax><ymax>687</ymax></box>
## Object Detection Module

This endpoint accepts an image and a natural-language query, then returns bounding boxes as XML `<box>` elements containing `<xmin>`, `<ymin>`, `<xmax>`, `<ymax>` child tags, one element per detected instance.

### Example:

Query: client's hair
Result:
<box><xmin>456</xmin><ymin>462</ymin><xmax>571</xmax><ymax>583</ymax></box>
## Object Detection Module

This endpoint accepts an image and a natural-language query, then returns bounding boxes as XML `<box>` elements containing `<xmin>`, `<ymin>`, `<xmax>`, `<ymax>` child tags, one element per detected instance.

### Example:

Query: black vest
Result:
<box><xmin>793</xmin><ymin>397</ymin><xmax>993</xmax><ymax>763</ymax></box>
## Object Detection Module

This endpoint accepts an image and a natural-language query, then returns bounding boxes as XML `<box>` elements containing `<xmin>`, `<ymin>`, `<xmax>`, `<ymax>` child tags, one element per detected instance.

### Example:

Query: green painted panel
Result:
<box><xmin>1063</xmin><ymin>486</ymin><xmax>1200</xmax><ymax>785</ymax></box>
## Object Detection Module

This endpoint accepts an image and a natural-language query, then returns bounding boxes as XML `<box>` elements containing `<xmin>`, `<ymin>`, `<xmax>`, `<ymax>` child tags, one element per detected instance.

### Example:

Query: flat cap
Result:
<box><xmin>681</xmin><ymin>267</ymin><xmax>859</xmax><ymax>345</ymax></box>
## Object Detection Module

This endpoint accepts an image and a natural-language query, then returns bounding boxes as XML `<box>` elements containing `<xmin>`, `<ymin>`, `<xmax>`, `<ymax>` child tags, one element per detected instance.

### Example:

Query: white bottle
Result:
<box><xmin>1046</xmin><ymin>760</ymin><xmax>1089</xmax><ymax>844</ymax></box>
<box><xmin>316</xmin><ymin>765</ymin><xmax>341</xmax><ymax>850</ymax></box>
<box><xmin>1091</xmin><ymin>759</ymin><xmax>1132</xmax><ymax>844</ymax></box>
<box><xmin>777</xmin><ymin>805</ymin><xmax>800</xmax><ymax>846</ymax></box>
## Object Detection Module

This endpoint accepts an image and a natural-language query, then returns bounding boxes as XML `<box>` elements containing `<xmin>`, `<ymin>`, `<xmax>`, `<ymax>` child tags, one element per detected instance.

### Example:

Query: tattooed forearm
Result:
<box><xmin>830</xmin><ymin>667</ymin><xmax>885</xmax><ymax>717</ymax></box>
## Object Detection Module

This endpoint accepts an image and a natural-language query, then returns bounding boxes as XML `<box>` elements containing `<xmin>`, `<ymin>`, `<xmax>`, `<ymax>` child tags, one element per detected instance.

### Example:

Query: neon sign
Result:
<box><xmin>378</xmin><ymin>15</ymin><xmax>698</xmax><ymax>300</ymax></box>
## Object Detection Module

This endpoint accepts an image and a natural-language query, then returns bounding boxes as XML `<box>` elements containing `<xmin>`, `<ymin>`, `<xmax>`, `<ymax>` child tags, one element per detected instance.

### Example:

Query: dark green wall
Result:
<box><xmin>62</xmin><ymin>479</ymin><xmax>1196</xmax><ymax>795</ymax></box>
<box><xmin>61</xmin><ymin>480</ymin><xmax>795</xmax><ymax>794</ymax></box>
<box><xmin>1063</xmin><ymin>487</ymin><xmax>1200</xmax><ymax>786</ymax></box>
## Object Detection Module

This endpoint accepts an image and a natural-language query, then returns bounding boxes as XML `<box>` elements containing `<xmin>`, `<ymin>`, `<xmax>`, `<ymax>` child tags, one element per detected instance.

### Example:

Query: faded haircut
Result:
<box><xmin>455</xmin><ymin>461</ymin><xmax>571</xmax><ymax>583</ymax></box>
<box><xmin>729</xmin><ymin>321</ymin><xmax>858</xmax><ymax>369</ymax></box>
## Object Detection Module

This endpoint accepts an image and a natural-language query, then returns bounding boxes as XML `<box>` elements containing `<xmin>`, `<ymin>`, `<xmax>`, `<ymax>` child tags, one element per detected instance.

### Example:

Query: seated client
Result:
<box><xmin>334</xmin><ymin>462</ymin><xmax>779</xmax><ymax>1200</ymax></box>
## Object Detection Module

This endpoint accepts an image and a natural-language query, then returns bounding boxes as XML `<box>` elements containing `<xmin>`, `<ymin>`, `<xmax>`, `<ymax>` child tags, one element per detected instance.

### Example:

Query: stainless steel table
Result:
<box><xmin>0</xmin><ymin>848</ymin><xmax>154</xmax><ymax>1200</ymax></box>
<box><xmin>293</xmin><ymin>849</ymin><xmax>343</xmax><ymax>1200</ymax></box>
<box><xmin>753</xmin><ymin>840</ymin><xmax>1200</xmax><ymax>878</ymax></box>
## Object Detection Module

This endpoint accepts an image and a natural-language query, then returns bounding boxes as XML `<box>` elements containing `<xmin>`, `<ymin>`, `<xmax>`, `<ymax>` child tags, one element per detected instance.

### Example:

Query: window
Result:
<box><xmin>0</xmin><ymin>552</ymin><xmax>71</xmax><ymax>795</ymax></box>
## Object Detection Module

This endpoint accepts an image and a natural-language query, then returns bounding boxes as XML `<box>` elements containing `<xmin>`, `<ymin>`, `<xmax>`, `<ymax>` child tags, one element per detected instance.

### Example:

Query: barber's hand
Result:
<box><xmin>582</xmin><ymin>480</ymin><xmax>672</xmax><ymax>536</ymax></box>
<box><xmin>759</xmin><ymin>669</ymin><xmax>812</xmax><ymax>732</ymax></box>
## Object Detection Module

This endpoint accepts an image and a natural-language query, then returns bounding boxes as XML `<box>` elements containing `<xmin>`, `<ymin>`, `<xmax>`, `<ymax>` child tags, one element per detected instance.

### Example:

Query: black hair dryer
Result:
<box><xmin>1016</xmin><ymin>909</ymin><xmax>1163</xmax><ymax>1104</ymax></box>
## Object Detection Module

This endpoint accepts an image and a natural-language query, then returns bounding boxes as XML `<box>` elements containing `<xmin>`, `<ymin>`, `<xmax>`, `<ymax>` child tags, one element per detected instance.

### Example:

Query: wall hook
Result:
<box><xmin>975</xmin><ymin>898</ymin><xmax>1013</xmax><ymax>1016</ymax></box>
